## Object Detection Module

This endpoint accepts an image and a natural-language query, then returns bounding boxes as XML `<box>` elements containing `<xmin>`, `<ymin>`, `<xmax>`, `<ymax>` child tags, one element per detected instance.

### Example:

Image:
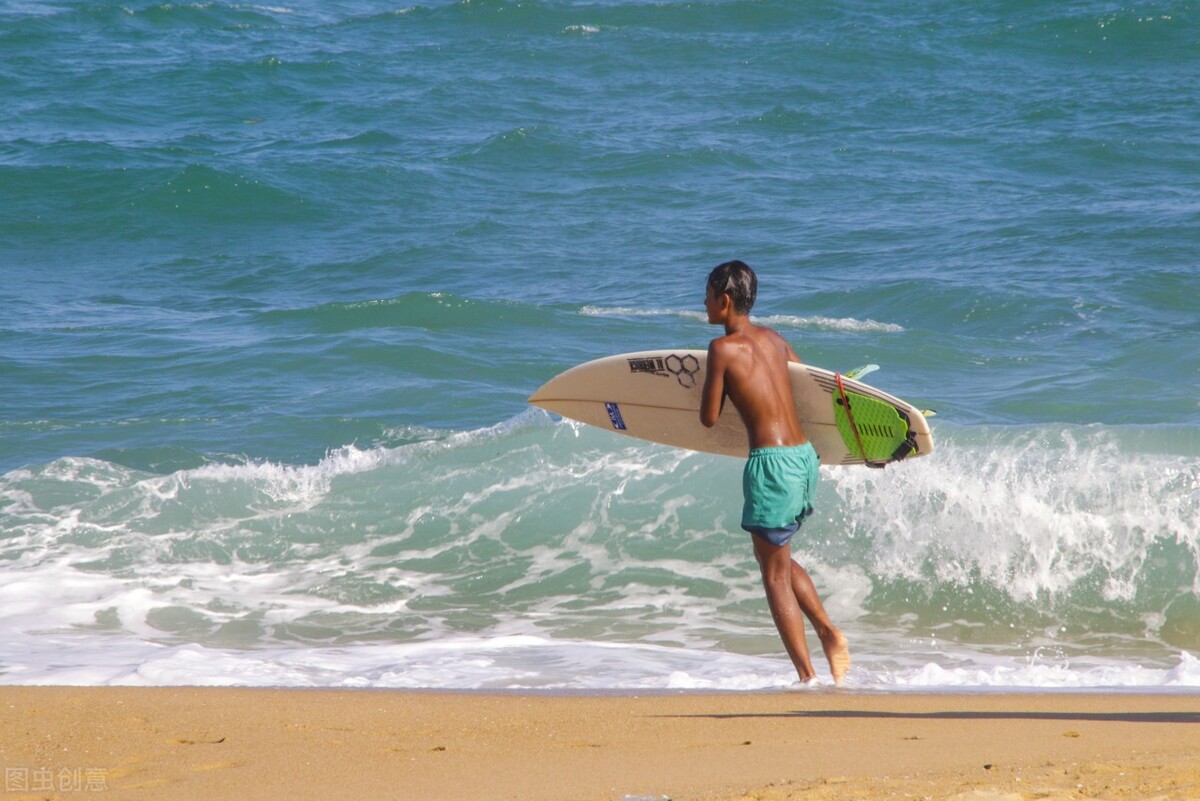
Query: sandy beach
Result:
<box><xmin>2</xmin><ymin>687</ymin><xmax>1197</xmax><ymax>800</ymax></box>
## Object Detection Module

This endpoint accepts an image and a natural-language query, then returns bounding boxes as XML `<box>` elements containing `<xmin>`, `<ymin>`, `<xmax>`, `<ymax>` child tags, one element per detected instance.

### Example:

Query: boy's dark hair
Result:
<box><xmin>707</xmin><ymin>260</ymin><xmax>757</xmax><ymax>314</ymax></box>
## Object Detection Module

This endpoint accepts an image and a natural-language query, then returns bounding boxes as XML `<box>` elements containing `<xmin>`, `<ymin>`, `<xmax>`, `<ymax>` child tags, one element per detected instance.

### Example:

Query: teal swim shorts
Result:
<box><xmin>741</xmin><ymin>442</ymin><xmax>819</xmax><ymax>547</ymax></box>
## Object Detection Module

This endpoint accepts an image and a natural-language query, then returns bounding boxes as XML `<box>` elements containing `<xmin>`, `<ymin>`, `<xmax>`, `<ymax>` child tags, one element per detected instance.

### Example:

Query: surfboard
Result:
<box><xmin>529</xmin><ymin>350</ymin><xmax>934</xmax><ymax>466</ymax></box>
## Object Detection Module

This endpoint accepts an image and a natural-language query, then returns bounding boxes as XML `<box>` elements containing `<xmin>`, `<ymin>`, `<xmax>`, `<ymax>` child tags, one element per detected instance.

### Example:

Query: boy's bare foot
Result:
<box><xmin>821</xmin><ymin>629</ymin><xmax>851</xmax><ymax>685</ymax></box>
<box><xmin>788</xmin><ymin>677</ymin><xmax>821</xmax><ymax>690</ymax></box>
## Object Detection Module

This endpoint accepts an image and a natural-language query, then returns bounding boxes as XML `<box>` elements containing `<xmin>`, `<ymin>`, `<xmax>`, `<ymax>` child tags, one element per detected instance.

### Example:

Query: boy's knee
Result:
<box><xmin>757</xmin><ymin>556</ymin><xmax>792</xmax><ymax>587</ymax></box>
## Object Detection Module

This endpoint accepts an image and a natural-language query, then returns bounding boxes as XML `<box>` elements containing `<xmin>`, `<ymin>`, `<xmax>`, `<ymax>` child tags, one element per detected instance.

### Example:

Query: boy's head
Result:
<box><xmin>706</xmin><ymin>260</ymin><xmax>757</xmax><ymax>315</ymax></box>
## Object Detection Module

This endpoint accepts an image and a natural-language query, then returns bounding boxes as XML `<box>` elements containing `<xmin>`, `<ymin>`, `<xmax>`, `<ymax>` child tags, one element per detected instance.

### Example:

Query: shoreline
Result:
<box><xmin>3</xmin><ymin>687</ymin><xmax>1198</xmax><ymax>800</ymax></box>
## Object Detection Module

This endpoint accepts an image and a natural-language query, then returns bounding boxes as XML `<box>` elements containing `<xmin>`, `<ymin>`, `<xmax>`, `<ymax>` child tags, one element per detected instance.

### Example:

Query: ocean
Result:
<box><xmin>2</xmin><ymin>0</ymin><xmax>1198</xmax><ymax>691</ymax></box>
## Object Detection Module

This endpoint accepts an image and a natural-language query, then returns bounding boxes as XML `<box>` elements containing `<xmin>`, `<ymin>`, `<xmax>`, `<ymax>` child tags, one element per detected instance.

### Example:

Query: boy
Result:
<box><xmin>699</xmin><ymin>260</ymin><xmax>850</xmax><ymax>685</ymax></box>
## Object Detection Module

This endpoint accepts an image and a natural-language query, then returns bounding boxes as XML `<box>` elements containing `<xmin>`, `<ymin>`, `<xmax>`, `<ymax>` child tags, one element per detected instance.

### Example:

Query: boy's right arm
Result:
<box><xmin>699</xmin><ymin>339</ymin><xmax>727</xmax><ymax>428</ymax></box>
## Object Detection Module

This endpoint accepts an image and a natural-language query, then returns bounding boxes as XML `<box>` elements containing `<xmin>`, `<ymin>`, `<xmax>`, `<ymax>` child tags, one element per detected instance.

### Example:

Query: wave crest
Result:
<box><xmin>579</xmin><ymin>305</ymin><xmax>904</xmax><ymax>333</ymax></box>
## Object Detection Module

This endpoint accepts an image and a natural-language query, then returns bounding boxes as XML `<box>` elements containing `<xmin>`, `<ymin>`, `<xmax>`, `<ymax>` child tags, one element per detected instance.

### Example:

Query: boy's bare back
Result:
<box><xmin>700</xmin><ymin>291</ymin><xmax>808</xmax><ymax>450</ymax></box>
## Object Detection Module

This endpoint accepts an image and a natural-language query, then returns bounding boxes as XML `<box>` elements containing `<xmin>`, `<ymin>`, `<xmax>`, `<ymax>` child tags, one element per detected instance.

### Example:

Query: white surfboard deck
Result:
<box><xmin>529</xmin><ymin>350</ymin><xmax>933</xmax><ymax>466</ymax></box>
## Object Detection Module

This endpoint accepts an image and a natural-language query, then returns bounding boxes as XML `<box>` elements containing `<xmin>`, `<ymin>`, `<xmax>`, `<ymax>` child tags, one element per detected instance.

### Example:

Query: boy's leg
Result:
<box><xmin>787</xmin><ymin>560</ymin><xmax>851</xmax><ymax>684</ymax></box>
<box><xmin>752</xmin><ymin>534</ymin><xmax>817</xmax><ymax>682</ymax></box>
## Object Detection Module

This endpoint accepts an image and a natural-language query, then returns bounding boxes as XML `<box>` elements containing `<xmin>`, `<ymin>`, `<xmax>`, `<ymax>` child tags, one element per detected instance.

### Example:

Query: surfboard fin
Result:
<box><xmin>844</xmin><ymin>363</ymin><xmax>880</xmax><ymax>380</ymax></box>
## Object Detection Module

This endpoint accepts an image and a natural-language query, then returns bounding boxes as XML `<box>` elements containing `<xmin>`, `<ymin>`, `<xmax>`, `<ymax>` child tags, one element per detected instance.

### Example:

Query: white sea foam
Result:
<box><xmin>874</xmin><ymin>650</ymin><xmax>1200</xmax><ymax>691</ymax></box>
<box><xmin>3</xmin><ymin>630</ymin><xmax>1198</xmax><ymax>691</ymax></box>
<box><xmin>2</xmin><ymin>421</ymin><xmax>1197</xmax><ymax>691</ymax></box>
<box><xmin>825</xmin><ymin>427</ymin><xmax>1200</xmax><ymax>603</ymax></box>
<box><xmin>579</xmin><ymin>306</ymin><xmax>905</xmax><ymax>333</ymax></box>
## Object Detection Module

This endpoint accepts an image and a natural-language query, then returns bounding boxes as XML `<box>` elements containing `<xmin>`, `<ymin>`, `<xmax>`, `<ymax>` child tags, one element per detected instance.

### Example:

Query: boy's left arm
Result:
<box><xmin>783</xmin><ymin>337</ymin><xmax>803</xmax><ymax>364</ymax></box>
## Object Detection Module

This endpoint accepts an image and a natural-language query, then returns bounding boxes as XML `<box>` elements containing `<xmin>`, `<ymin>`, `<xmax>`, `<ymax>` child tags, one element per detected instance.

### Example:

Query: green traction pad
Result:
<box><xmin>832</xmin><ymin>390</ymin><xmax>912</xmax><ymax>463</ymax></box>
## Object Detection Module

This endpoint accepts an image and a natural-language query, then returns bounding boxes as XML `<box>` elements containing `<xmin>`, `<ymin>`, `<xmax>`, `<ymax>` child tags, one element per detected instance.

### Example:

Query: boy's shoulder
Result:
<box><xmin>710</xmin><ymin>321</ymin><xmax>780</xmax><ymax>344</ymax></box>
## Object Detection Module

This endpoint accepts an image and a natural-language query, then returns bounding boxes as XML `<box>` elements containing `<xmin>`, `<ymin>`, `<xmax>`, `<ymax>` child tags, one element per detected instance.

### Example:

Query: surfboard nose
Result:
<box><xmin>527</xmin><ymin>374</ymin><xmax>563</xmax><ymax>406</ymax></box>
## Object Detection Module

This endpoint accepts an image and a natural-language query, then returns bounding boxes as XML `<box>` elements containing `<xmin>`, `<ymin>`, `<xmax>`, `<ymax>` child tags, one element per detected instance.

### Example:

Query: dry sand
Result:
<box><xmin>2</xmin><ymin>687</ymin><xmax>1198</xmax><ymax>800</ymax></box>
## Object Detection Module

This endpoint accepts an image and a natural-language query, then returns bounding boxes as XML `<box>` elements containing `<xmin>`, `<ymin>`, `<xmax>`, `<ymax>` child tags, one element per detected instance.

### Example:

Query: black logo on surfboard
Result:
<box><xmin>628</xmin><ymin>354</ymin><xmax>701</xmax><ymax>389</ymax></box>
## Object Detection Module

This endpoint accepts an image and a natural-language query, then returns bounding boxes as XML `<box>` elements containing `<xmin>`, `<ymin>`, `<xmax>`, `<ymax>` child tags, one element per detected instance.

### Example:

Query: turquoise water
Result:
<box><xmin>1</xmin><ymin>0</ymin><xmax>1198</xmax><ymax>689</ymax></box>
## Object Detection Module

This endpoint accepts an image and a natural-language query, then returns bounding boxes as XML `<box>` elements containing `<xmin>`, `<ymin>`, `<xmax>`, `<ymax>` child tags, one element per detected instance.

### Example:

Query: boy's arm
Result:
<box><xmin>783</xmin><ymin>337</ymin><xmax>803</xmax><ymax>364</ymax></box>
<box><xmin>699</xmin><ymin>340</ymin><xmax>728</xmax><ymax>428</ymax></box>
